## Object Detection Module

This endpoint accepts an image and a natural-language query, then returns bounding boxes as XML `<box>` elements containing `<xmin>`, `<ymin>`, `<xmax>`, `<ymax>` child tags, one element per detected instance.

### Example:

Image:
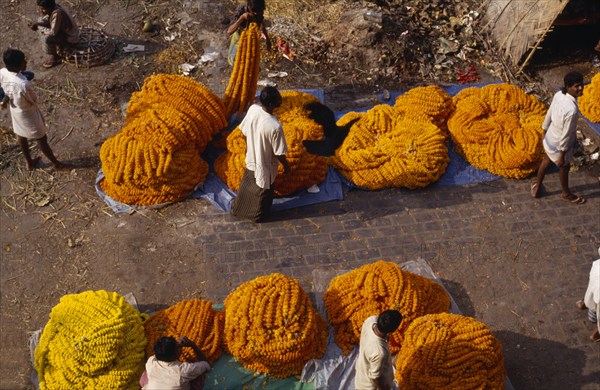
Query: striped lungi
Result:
<box><xmin>231</xmin><ymin>169</ymin><xmax>274</xmax><ymax>222</ymax></box>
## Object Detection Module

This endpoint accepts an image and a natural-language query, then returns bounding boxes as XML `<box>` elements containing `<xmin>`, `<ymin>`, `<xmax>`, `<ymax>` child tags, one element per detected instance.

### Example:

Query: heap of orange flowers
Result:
<box><xmin>447</xmin><ymin>83</ymin><xmax>546</xmax><ymax>179</ymax></box>
<box><xmin>100</xmin><ymin>74</ymin><xmax>226</xmax><ymax>206</ymax></box>
<box><xmin>215</xmin><ymin>91</ymin><xmax>329</xmax><ymax>196</ymax></box>
<box><xmin>223</xmin><ymin>273</ymin><xmax>328</xmax><ymax>378</ymax></box>
<box><xmin>579</xmin><ymin>72</ymin><xmax>600</xmax><ymax>123</ymax></box>
<box><xmin>143</xmin><ymin>299</ymin><xmax>224</xmax><ymax>364</ymax></box>
<box><xmin>323</xmin><ymin>261</ymin><xmax>450</xmax><ymax>355</ymax></box>
<box><xmin>330</xmin><ymin>86</ymin><xmax>453</xmax><ymax>190</ymax></box>
<box><xmin>223</xmin><ymin>23</ymin><xmax>261</xmax><ymax>119</ymax></box>
<box><xmin>395</xmin><ymin>313</ymin><xmax>506</xmax><ymax>389</ymax></box>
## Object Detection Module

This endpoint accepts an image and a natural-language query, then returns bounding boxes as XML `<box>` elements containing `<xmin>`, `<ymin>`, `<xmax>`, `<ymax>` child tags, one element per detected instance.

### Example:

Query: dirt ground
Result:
<box><xmin>1</xmin><ymin>0</ymin><xmax>599</xmax><ymax>389</ymax></box>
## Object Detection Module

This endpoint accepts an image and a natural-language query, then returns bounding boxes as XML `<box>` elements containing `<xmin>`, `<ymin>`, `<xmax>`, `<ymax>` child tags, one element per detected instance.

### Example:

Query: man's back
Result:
<box><xmin>355</xmin><ymin>315</ymin><xmax>394</xmax><ymax>390</ymax></box>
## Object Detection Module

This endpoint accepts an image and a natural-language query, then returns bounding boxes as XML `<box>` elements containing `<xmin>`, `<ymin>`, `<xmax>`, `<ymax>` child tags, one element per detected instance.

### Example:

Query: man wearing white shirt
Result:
<box><xmin>531</xmin><ymin>71</ymin><xmax>585</xmax><ymax>204</ymax></box>
<box><xmin>231</xmin><ymin>86</ymin><xmax>290</xmax><ymax>222</ymax></box>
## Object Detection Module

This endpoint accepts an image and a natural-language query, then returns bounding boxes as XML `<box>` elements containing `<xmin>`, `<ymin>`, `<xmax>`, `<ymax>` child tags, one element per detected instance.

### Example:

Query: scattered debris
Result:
<box><xmin>122</xmin><ymin>44</ymin><xmax>145</xmax><ymax>53</ymax></box>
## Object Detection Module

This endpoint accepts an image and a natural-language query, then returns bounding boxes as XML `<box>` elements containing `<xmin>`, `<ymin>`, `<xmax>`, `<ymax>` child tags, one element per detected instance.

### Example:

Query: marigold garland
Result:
<box><xmin>395</xmin><ymin>313</ymin><xmax>506</xmax><ymax>389</ymax></box>
<box><xmin>34</xmin><ymin>290</ymin><xmax>147</xmax><ymax>390</ymax></box>
<box><xmin>215</xmin><ymin>91</ymin><xmax>328</xmax><ymax>196</ymax></box>
<box><xmin>579</xmin><ymin>72</ymin><xmax>600</xmax><ymax>123</ymax></box>
<box><xmin>330</xmin><ymin>101</ymin><xmax>449</xmax><ymax>190</ymax></box>
<box><xmin>100</xmin><ymin>74</ymin><xmax>225</xmax><ymax>206</ymax></box>
<box><xmin>223</xmin><ymin>22</ymin><xmax>261</xmax><ymax>119</ymax></box>
<box><xmin>223</xmin><ymin>273</ymin><xmax>328</xmax><ymax>378</ymax></box>
<box><xmin>144</xmin><ymin>299</ymin><xmax>224</xmax><ymax>365</ymax></box>
<box><xmin>324</xmin><ymin>261</ymin><xmax>450</xmax><ymax>355</ymax></box>
<box><xmin>394</xmin><ymin>85</ymin><xmax>455</xmax><ymax>130</ymax></box>
<box><xmin>447</xmin><ymin>83</ymin><xmax>546</xmax><ymax>179</ymax></box>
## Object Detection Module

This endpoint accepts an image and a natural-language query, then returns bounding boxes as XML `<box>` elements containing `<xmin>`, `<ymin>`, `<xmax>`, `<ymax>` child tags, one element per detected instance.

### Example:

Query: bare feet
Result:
<box><xmin>27</xmin><ymin>156</ymin><xmax>41</xmax><ymax>170</ymax></box>
<box><xmin>591</xmin><ymin>329</ymin><xmax>600</xmax><ymax>342</ymax></box>
<box><xmin>576</xmin><ymin>300</ymin><xmax>587</xmax><ymax>310</ymax></box>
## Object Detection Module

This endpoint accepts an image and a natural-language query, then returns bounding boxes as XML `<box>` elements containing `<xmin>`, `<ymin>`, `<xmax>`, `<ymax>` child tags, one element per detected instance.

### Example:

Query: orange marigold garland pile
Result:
<box><xmin>100</xmin><ymin>74</ymin><xmax>226</xmax><ymax>206</ymax></box>
<box><xmin>330</xmin><ymin>101</ymin><xmax>449</xmax><ymax>190</ymax></box>
<box><xmin>143</xmin><ymin>299</ymin><xmax>224</xmax><ymax>364</ymax></box>
<box><xmin>223</xmin><ymin>273</ymin><xmax>328</xmax><ymax>378</ymax></box>
<box><xmin>447</xmin><ymin>83</ymin><xmax>546</xmax><ymax>179</ymax></box>
<box><xmin>324</xmin><ymin>261</ymin><xmax>450</xmax><ymax>355</ymax></box>
<box><xmin>215</xmin><ymin>91</ymin><xmax>328</xmax><ymax>196</ymax></box>
<box><xmin>223</xmin><ymin>22</ymin><xmax>261</xmax><ymax>119</ymax></box>
<box><xmin>395</xmin><ymin>313</ymin><xmax>506</xmax><ymax>389</ymax></box>
<box><xmin>579</xmin><ymin>72</ymin><xmax>600</xmax><ymax>123</ymax></box>
<box><xmin>394</xmin><ymin>85</ymin><xmax>455</xmax><ymax>130</ymax></box>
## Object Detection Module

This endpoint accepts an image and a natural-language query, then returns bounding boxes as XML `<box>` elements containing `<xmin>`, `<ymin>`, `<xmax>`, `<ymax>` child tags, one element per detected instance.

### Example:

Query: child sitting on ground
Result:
<box><xmin>141</xmin><ymin>336</ymin><xmax>211</xmax><ymax>390</ymax></box>
<box><xmin>0</xmin><ymin>48</ymin><xmax>70</xmax><ymax>170</ymax></box>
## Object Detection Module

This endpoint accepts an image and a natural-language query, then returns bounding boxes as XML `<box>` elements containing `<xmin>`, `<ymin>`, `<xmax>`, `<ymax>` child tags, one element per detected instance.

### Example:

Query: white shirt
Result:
<box><xmin>542</xmin><ymin>91</ymin><xmax>578</xmax><ymax>155</ymax></box>
<box><xmin>239</xmin><ymin>104</ymin><xmax>287</xmax><ymax>189</ymax></box>
<box><xmin>355</xmin><ymin>316</ymin><xmax>395</xmax><ymax>390</ymax></box>
<box><xmin>143</xmin><ymin>356</ymin><xmax>210</xmax><ymax>390</ymax></box>
<box><xmin>584</xmin><ymin>259</ymin><xmax>600</xmax><ymax>310</ymax></box>
<box><xmin>0</xmin><ymin>68</ymin><xmax>46</xmax><ymax>139</ymax></box>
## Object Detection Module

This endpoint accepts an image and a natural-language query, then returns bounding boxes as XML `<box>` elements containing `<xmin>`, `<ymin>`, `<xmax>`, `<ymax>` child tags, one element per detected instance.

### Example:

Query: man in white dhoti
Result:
<box><xmin>531</xmin><ymin>71</ymin><xmax>585</xmax><ymax>204</ymax></box>
<box><xmin>0</xmin><ymin>49</ymin><xmax>69</xmax><ymax>170</ymax></box>
<box><xmin>576</xmin><ymin>248</ymin><xmax>600</xmax><ymax>342</ymax></box>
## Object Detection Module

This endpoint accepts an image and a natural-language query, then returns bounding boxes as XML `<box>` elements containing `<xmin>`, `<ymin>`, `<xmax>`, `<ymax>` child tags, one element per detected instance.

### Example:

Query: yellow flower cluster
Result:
<box><xmin>223</xmin><ymin>22</ymin><xmax>261</xmax><ymax>119</ymax></box>
<box><xmin>34</xmin><ymin>290</ymin><xmax>146</xmax><ymax>390</ymax></box>
<box><xmin>579</xmin><ymin>72</ymin><xmax>600</xmax><ymax>123</ymax></box>
<box><xmin>394</xmin><ymin>85</ymin><xmax>455</xmax><ymax>131</ymax></box>
<box><xmin>144</xmin><ymin>299</ymin><xmax>225</xmax><ymax>364</ymax></box>
<box><xmin>215</xmin><ymin>91</ymin><xmax>329</xmax><ymax>196</ymax></box>
<box><xmin>331</xmin><ymin>87</ymin><xmax>453</xmax><ymax>190</ymax></box>
<box><xmin>447</xmin><ymin>83</ymin><xmax>546</xmax><ymax>178</ymax></box>
<box><xmin>100</xmin><ymin>74</ymin><xmax>226</xmax><ymax>206</ymax></box>
<box><xmin>223</xmin><ymin>273</ymin><xmax>328</xmax><ymax>378</ymax></box>
<box><xmin>323</xmin><ymin>261</ymin><xmax>450</xmax><ymax>355</ymax></box>
<box><xmin>395</xmin><ymin>313</ymin><xmax>506</xmax><ymax>389</ymax></box>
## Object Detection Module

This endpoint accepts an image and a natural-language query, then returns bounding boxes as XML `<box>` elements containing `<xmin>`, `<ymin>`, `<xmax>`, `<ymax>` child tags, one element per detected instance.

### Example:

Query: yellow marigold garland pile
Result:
<box><xmin>394</xmin><ymin>85</ymin><xmax>455</xmax><ymax>130</ymax></box>
<box><xmin>330</xmin><ymin>101</ymin><xmax>449</xmax><ymax>190</ymax></box>
<box><xmin>215</xmin><ymin>91</ymin><xmax>328</xmax><ymax>196</ymax></box>
<box><xmin>395</xmin><ymin>313</ymin><xmax>506</xmax><ymax>389</ymax></box>
<box><xmin>223</xmin><ymin>273</ymin><xmax>328</xmax><ymax>378</ymax></box>
<box><xmin>579</xmin><ymin>72</ymin><xmax>600</xmax><ymax>122</ymax></box>
<box><xmin>144</xmin><ymin>299</ymin><xmax>224</xmax><ymax>364</ymax></box>
<box><xmin>223</xmin><ymin>22</ymin><xmax>261</xmax><ymax>119</ymax></box>
<box><xmin>447</xmin><ymin>83</ymin><xmax>546</xmax><ymax>179</ymax></box>
<box><xmin>34</xmin><ymin>290</ymin><xmax>146</xmax><ymax>390</ymax></box>
<box><xmin>324</xmin><ymin>261</ymin><xmax>450</xmax><ymax>355</ymax></box>
<box><xmin>100</xmin><ymin>74</ymin><xmax>226</xmax><ymax>206</ymax></box>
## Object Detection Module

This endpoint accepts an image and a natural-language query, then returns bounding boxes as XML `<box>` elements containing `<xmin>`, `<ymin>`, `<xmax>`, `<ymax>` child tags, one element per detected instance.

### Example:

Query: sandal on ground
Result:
<box><xmin>576</xmin><ymin>300</ymin><xmax>587</xmax><ymax>310</ymax></box>
<box><xmin>591</xmin><ymin>331</ymin><xmax>600</xmax><ymax>342</ymax></box>
<box><xmin>562</xmin><ymin>194</ymin><xmax>585</xmax><ymax>204</ymax></box>
<box><xmin>530</xmin><ymin>183</ymin><xmax>541</xmax><ymax>198</ymax></box>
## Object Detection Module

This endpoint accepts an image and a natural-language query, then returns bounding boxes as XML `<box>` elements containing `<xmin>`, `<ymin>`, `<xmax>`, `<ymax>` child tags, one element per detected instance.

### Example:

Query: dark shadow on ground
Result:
<box><xmin>495</xmin><ymin>330</ymin><xmax>599</xmax><ymax>390</ymax></box>
<box><xmin>439</xmin><ymin>278</ymin><xmax>476</xmax><ymax>317</ymax></box>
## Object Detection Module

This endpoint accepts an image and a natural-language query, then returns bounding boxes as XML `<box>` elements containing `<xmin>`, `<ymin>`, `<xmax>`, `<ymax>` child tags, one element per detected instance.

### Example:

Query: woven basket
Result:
<box><xmin>63</xmin><ymin>27</ymin><xmax>115</xmax><ymax>68</ymax></box>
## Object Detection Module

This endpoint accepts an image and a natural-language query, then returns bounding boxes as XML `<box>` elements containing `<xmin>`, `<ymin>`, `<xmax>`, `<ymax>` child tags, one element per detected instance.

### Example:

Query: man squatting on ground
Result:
<box><xmin>141</xmin><ymin>336</ymin><xmax>211</xmax><ymax>390</ymax></box>
<box><xmin>29</xmin><ymin>0</ymin><xmax>80</xmax><ymax>68</ymax></box>
<box><xmin>531</xmin><ymin>71</ymin><xmax>585</xmax><ymax>204</ymax></box>
<box><xmin>231</xmin><ymin>86</ymin><xmax>290</xmax><ymax>222</ymax></box>
<box><xmin>0</xmin><ymin>49</ymin><xmax>69</xmax><ymax>170</ymax></box>
<box><xmin>355</xmin><ymin>310</ymin><xmax>403</xmax><ymax>390</ymax></box>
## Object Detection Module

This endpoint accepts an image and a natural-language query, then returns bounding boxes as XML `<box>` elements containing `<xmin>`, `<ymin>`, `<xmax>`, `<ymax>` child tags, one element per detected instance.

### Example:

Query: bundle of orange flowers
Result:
<box><xmin>100</xmin><ymin>74</ymin><xmax>226</xmax><ymax>206</ymax></box>
<box><xmin>394</xmin><ymin>85</ymin><xmax>455</xmax><ymax>131</ymax></box>
<box><xmin>323</xmin><ymin>261</ymin><xmax>450</xmax><ymax>355</ymax></box>
<box><xmin>330</xmin><ymin>102</ymin><xmax>449</xmax><ymax>190</ymax></box>
<box><xmin>579</xmin><ymin>72</ymin><xmax>600</xmax><ymax>123</ymax></box>
<box><xmin>223</xmin><ymin>273</ymin><xmax>328</xmax><ymax>378</ymax></box>
<box><xmin>143</xmin><ymin>299</ymin><xmax>224</xmax><ymax>364</ymax></box>
<box><xmin>395</xmin><ymin>313</ymin><xmax>506</xmax><ymax>389</ymax></box>
<box><xmin>447</xmin><ymin>83</ymin><xmax>546</xmax><ymax>179</ymax></box>
<box><xmin>223</xmin><ymin>22</ymin><xmax>261</xmax><ymax>119</ymax></box>
<box><xmin>215</xmin><ymin>91</ymin><xmax>329</xmax><ymax>196</ymax></box>
<box><xmin>34</xmin><ymin>290</ymin><xmax>146</xmax><ymax>389</ymax></box>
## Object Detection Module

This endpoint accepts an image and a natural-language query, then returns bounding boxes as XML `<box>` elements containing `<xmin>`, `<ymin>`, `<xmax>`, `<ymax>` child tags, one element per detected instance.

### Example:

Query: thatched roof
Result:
<box><xmin>484</xmin><ymin>0</ymin><xmax>570</xmax><ymax>71</ymax></box>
